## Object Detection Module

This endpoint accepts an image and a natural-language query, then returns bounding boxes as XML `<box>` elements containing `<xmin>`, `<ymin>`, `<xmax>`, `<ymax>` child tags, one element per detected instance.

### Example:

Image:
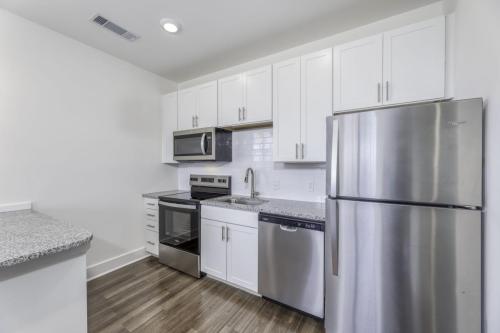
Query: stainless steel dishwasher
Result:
<box><xmin>258</xmin><ymin>212</ymin><xmax>324</xmax><ymax>318</ymax></box>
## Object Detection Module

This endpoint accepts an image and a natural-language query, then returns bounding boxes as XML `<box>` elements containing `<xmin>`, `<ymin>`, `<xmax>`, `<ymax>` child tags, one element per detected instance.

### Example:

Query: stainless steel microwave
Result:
<box><xmin>173</xmin><ymin>127</ymin><xmax>232</xmax><ymax>162</ymax></box>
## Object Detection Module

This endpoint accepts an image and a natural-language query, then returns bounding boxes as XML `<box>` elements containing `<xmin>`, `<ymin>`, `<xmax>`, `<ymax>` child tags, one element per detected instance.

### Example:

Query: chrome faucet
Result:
<box><xmin>244</xmin><ymin>168</ymin><xmax>258</xmax><ymax>198</ymax></box>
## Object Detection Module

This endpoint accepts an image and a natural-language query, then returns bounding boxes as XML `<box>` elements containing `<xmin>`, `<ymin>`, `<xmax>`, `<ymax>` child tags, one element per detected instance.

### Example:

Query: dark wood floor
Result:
<box><xmin>88</xmin><ymin>256</ymin><xmax>324</xmax><ymax>333</ymax></box>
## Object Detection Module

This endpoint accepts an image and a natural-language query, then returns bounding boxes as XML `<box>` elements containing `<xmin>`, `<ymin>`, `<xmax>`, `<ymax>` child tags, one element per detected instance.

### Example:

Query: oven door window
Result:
<box><xmin>159</xmin><ymin>203</ymin><xmax>199</xmax><ymax>254</ymax></box>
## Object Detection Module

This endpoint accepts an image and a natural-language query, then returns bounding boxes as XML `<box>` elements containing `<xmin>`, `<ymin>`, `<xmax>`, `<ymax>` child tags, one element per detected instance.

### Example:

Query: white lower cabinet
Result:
<box><xmin>201</xmin><ymin>218</ymin><xmax>227</xmax><ymax>280</ymax></box>
<box><xmin>226</xmin><ymin>223</ymin><xmax>258</xmax><ymax>291</ymax></box>
<box><xmin>201</xmin><ymin>206</ymin><xmax>258</xmax><ymax>293</ymax></box>
<box><xmin>143</xmin><ymin>198</ymin><xmax>159</xmax><ymax>256</ymax></box>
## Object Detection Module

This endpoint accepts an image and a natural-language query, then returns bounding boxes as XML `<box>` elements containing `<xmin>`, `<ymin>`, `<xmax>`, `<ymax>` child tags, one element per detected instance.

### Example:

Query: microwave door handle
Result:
<box><xmin>200</xmin><ymin>133</ymin><xmax>207</xmax><ymax>155</ymax></box>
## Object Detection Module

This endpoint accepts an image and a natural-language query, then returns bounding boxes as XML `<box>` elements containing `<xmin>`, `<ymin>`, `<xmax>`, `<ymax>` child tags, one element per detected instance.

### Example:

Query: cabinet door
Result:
<box><xmin>226</xmin><ymin>224</ymin><xmax>258</xmax><ymax>292</ymax></box>
<box><xmin>333</xmin><ymin>35</ymin><xmax>383</xmax><ymax>112</ymax></box>
<box><xmin>301</xmin><ymin>49</ymin><xmax>332</xmax><ymax>162</ymax></box>
<box><xmin>242</xmin><ymin>65</ymin><xmax>272</xmax><ymax>124</ymax></box>
<box><xmin>161</xmin><ymin>92</ymin><xmax>178</xmax><ymax>163</ymax></box>
<box><xmin>201</xmin><ymin>219</ymin><xmax>227</xmax><ymax>280</ymax></box>
<box><xmin>383</xmin><ymin>16</ymin><xmax>445</xmax><ymax>105</ymax></box>
<box><xmin>196</xmin><ymin>81</ymin><xmax>218</xmax><ymax>128</ymax></box>
<box><xmin>273</xmin><ymin>58</ymin><xmax>301</xmax><ymax>162</ymax></box>
<box><xmin>218</xmin><ymin>74</ymin><xmax>244</xmax><ymax>126</ymax></box>
<box><xmin>178</xmin><ymin>88</ymin><xmax>197</xmax><ymax>130</ymax></box>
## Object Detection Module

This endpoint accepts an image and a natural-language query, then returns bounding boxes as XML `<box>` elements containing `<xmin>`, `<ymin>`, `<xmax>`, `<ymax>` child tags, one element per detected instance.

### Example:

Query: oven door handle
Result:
<box><xmin>200</xmin><ymin>133</ymin><xmax>207</xmax><ymax>155</ymax></box>
<box><xmin>159</xmin><ymin>202</ymin><xmax>198</xmax><ymax>210</ymax></box>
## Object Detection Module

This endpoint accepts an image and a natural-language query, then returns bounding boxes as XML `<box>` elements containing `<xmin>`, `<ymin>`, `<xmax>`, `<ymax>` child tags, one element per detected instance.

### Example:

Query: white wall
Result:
<box><xmin>0</xmin><ymin>9</ymin><xmax>178</xmax><ymax>267</ymax></box>
<box><xmin>443</xmin><ymin>0</ymin><xmax>500</xmax><ymax>331</ymax></box>
<box><xmin>179</xmin><ymin>2</ymin><xmax>446</xmax><ymax>89</ymax></box>
<box><xmin>178</xmin><ymin>128</ymin><xmax>326</xmax><ymax>202</ymax></box>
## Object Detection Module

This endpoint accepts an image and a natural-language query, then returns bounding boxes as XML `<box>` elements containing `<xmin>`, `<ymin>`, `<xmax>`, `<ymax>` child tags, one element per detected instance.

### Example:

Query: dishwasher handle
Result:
<box><xmin>279</xmin><ymin>225</ymin><xmax>298</xmax><ymax>232</ymax></box>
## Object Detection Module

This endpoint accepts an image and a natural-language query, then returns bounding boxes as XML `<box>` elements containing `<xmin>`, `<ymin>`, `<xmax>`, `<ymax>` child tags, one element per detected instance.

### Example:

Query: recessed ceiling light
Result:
<box><xmin>160</xmin><ymin>19</ymin><xmax>181</xmax><ymax>34</ymax></box>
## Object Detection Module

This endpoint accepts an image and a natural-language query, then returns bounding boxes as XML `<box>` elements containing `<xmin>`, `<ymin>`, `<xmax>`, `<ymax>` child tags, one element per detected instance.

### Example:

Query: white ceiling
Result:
<box><xmin>0</xmin><ymin>0</ymin><xmax>439</xmax><ymax>82</ymax></box>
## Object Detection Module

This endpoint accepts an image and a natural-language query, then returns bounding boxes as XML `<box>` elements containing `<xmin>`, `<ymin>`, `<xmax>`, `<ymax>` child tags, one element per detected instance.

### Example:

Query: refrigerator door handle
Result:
<box><xmin>332</xmin><ymin>200</ymin><xmax>339</xmax><ymax>276</ymax></box>
<box><xmin>329</xmin><ymin>119</ymin><xmax>339</xmax><ymax>197</ymax></box>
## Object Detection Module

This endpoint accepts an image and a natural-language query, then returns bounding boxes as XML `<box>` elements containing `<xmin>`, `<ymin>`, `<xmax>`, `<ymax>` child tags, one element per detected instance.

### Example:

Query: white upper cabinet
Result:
<box><xmin>383</xmin><ymin>16</ymin><xmax>446</xmax><ymax>105</ymax></box>
<box><xmin>301</xmin><ymin>49</ymin><xmax>333</xmax><ymax>162</ymax></box>
<box><xmin>273</xmin><ymin>58</ymin><xmax>301</xmax><ymax>162</ymax></box>
<box><xmin>178</xmin><ymin>81</ymin><xmax>218</xmax><ymax>130</ymax></box>
<box><xmin>333</xmin><ymin>16</ymin><xmax>446</xmax><ymax>112</ymax></box>
<box><xmin>196</xmin><ymin>81</ymin><xmax>218</xmax><ymax>128</ymax></box>
<box><xmin>242</xmin><ymin>66</ymin><xmax>272</xmax><ymax>124</ymax></box>
<box><xmin>218</xmin><ymin>65</ymin><xmax>272</xmax><ymax>127</ymax></box>
<box><xmin>333</xmin><ymin>35</ymin><xmax>383</xmax><ymax>112</ymax></box>
<box><xmin>178</xmin><ymin>88</ymin><xmax>197</xmax><ymax>130</ymax></box>
<box><xmin>274</xmin><ymin>49</ymin><xmax>332</xmax><ymax>163</ymax></box>
<box><xmin>161</xmin><ymin>92</ymin><xmax>178</xmax><ymax>164</ymax></box>
<box><xmin>218</xmin><ymin>74</ymin><xmax>244</xmax><ymax>126</ymax></box>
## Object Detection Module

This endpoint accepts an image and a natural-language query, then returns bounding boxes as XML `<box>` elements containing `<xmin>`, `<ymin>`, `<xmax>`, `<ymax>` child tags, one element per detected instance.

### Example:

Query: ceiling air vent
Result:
<box><xmin>90</xmin><ymin>14</ymin><xmax>140</xmax><ymax>42</ymax></box>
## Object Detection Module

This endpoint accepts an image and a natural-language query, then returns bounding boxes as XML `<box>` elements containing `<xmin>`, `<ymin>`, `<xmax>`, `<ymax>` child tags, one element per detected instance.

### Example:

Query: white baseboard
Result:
<box><xmin>86</xmin><ymin>247</ymin><xmax>150</xmax><ymax>281</ymax></box>
<box><xmin>0</xmin><ymin>201</ymin><xmax>32</xmax><ymax>213</ymax></box>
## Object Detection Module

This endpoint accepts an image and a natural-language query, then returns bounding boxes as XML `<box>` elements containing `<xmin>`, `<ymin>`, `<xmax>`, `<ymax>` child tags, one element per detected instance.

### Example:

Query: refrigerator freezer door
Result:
<box><xmin>327</xmin><ymin>99</ymin><xmax>483</xmax><ymax>207</ymax></box>
<box><xmin>325</xmin><ymin>198</ymin><xmax>481</xmax><ymax>333</ymax></box>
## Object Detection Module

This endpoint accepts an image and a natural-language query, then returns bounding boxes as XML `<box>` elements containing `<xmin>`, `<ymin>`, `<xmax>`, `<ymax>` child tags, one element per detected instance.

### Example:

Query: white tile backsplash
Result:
<box><xmin>178</xmin><ymin>127</ymin><xmax>326</xmax><ymax>202</ymax></box>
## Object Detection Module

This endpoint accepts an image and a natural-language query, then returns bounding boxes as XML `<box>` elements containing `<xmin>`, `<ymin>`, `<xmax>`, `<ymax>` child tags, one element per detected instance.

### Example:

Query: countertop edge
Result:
<box><xmin>0</xmin><ymin>234</ymin><xmax>93</xmax><ymax>269</ymax></box>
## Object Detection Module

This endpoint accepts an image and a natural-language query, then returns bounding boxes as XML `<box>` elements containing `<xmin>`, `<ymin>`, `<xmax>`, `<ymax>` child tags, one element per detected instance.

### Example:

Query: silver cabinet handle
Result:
<box><xmin>279</xmin><ymin>225</ymin><xmax>298</xmax><ymax>232</ymax></box>
<box><xmin>200</xmin><ymin>133</ymin><xmax>207</xmax><ymax>155</ymax></box>
<box><xmin>242</xmin><ymin>106</ymin><xmax>246</xmax><ymax>120</ymax></box>
<box><xmin>192</xmin><ymin>116</ymin><xmax>194</xmax><ymax>128</ymax></box>
<box><xmin>146</xmin><ymin>224</ymin><xmax>155</xmax><ymax>228</ymax></box>
<box><xmin>238</xmin><ymin>107</ymin><xmax>242</xmax><ymax>121</ymax></box>
<box><xmin>221</xmin><ymin>226</ymin><xmax>225</xmax><ymax>241</ymax></box>
<box><xmin>226</xmin><ymin>226</ymin><xmax>229</xmax><ymax>242</ymax></box>
<box><xmin>146</xmin><ymin>214</ymin><xmax>155</xmax><ymax>217</ymax></box>
<box><xmin>301</xmin><ymin>143</ymin><xmax>305</xmax><ymax>160</ymax></box>
<box><xmin>377</xmin><ymin>83</ymin><xmax>381</xmax><ymax>103</ymax></box>
<box><xmin>386</xmin><ymin>81</ymin><xmax>389</xmax><ymax>101</ymax></box>
<box><xmin>295</xmin><ymin>143</ymin><xmax>299</xmax><ymax>159</ymax></box>
<box><xmin>196</xmin><ymin>115</ymin><xmax>199</xmax><ymax>127</ymax></box>
<box><xmin>147</xmin><ymin>241</ymin><xmax>155</xmax><ymax>246</ymax></box>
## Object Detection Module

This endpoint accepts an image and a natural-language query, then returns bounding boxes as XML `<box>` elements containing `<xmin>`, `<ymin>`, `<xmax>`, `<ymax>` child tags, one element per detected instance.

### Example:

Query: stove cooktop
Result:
<box><xmin>159</xmin><ymin>191</ymin><xmax>227</xmax><ymax>204</ymax></box>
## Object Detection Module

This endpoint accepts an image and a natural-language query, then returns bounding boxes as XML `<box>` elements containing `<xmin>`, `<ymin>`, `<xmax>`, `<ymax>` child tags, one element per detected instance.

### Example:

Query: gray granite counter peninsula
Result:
<box><xmin>0</xmin><ymin>206</ymin><xmax>92</xmax><ymax>333</ymax></box>
<box><xmin>202</xmin><ymin>196</ymin><xmax>325</xmax><ymax>222</ymax></box>
<box><xmin>0</xmin><ymin>209</ymin><xmax>92</xmax><ymax>268</ymax></box>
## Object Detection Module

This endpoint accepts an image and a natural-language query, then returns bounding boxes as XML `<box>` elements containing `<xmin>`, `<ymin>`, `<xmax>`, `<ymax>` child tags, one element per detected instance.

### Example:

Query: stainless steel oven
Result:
<box><xmin>158</xmin><ymin>175</ymin><xmax>231</xmax><ymax>278</ymax></box>
<box><xmin>158</xmin><ymin>201</ymin><xmax>201</xmax><ymax>277</ymax></box>
<box><xmin>173</xmin><ymin>127</ymin><xmax>232</xmax><ymax>162</ymax></box>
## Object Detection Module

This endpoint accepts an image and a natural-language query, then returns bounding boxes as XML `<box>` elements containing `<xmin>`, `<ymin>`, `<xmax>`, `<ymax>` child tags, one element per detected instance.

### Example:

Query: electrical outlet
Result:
<box><xmin>273</xmin><ymin>180</ymin><xmax>280</xmax><ymax>191</ymax></box>
<box><xmin>308</xmin><ymin>182</ymin><xmax>315</xmax><ymax>192</ymax></box>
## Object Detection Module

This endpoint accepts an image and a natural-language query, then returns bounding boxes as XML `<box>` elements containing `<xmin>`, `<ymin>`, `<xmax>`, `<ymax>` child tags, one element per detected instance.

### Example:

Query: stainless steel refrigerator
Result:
<box><xmin>325</xmin><ymin>99</ymin><xmax>483</xmax><ymax>333</ymax></box>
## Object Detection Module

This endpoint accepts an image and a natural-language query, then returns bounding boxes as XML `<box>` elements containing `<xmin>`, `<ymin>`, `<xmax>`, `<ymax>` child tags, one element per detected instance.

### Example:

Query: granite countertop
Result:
<box><xmin>202</xmin><ymin>196</ymin><xmax>326</xmax><ymax>222</ymax></box>
<box><xmin>0</xmin><ymin>210</ymin><xmax>93</xmax><ymax>268</ymax></box>
<box><xmin>142</xmin><ymin>190</ymin><xmax>188</xmax><ymax>199</ymax></box>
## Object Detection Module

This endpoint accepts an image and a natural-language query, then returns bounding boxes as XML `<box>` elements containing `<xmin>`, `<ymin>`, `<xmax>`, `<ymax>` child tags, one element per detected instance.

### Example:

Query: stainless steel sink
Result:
<box><xmin>220</xmin><ymin>197</ymin><xmax>268</xmax><ymax>206</ymax></box>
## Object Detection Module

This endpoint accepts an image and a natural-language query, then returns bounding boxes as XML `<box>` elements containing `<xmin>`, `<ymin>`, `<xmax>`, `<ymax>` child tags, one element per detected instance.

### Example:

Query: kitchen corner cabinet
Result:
<box><xmin>218</xmin><ymin>65</ymin><xmax>272</xmax><ymax>127</ymax></box>
<box><xmin>161</xmin><ymin>92</ymin><xmax>178</xmax><ymax>164</ymax></box>
<box><xmin>273</xmin><ymin>48</ymin><xmax>333</xmax><ymax>162</ymax></box>
<box><xmin>334</xmin><ymin>16</ymin><xmax>446</xmax><ymax>112</ymax></box>
<box><xmin>201</xmin><ymin>206</ymin><xmax>258</xmax><ymax>293</ymax></box>
<box><xmin>178</xmin><ymin>81</ymin><xmax>218</xmax><ymax>130</ymax></box>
